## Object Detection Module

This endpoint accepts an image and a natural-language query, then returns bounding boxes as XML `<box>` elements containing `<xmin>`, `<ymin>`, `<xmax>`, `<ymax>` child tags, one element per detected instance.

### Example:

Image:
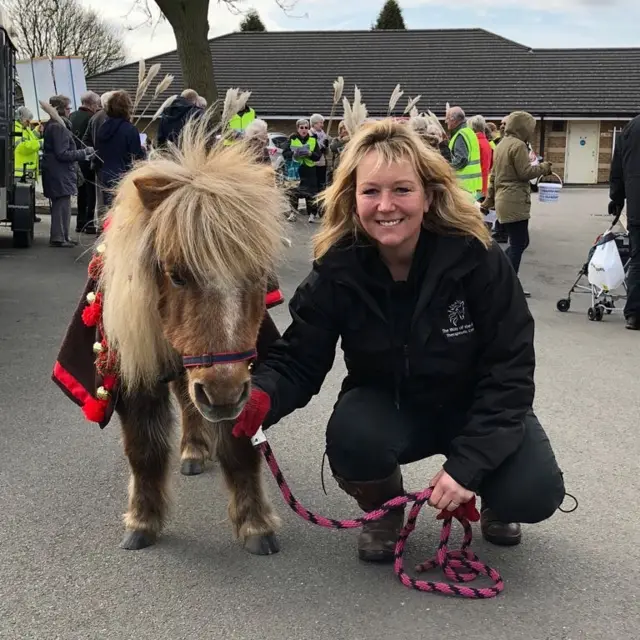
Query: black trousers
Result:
<box><xmin>289</xmin><ymin>189</ymin><xmax>318</xmax><ymax>216</ymax></box>
<box><xmin>76</xmin><ymin>162</ymin><xmax>96</xmax><ymax>231</ymax></box>
<box><xmin>625</xmin><ymin>223</ymin><xmax>640</xmax><ymax>319</ymax></box>
<box><xmin>326</xmin><ymin>387</ymin><xmax>565</xmax><ymax>525</ymax></box>
<box><xmin>504</xmin><ymin>219</ymin><xmax>530</xmax><ymax>275</ymax></box>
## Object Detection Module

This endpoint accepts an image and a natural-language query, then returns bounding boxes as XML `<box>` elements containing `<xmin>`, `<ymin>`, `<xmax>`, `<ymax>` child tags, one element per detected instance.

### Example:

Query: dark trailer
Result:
<box><xmin>0</xmin><ymin>24</ymin><xmax>36</xmax><ymax>247</ymax></box>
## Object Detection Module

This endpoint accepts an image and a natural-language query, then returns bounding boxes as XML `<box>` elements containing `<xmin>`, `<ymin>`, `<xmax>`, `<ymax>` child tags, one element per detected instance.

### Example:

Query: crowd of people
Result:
<box><xmin>12</xmin><ymin>86</ymin><xmax>637</xmax><ymax>328</ymax></box>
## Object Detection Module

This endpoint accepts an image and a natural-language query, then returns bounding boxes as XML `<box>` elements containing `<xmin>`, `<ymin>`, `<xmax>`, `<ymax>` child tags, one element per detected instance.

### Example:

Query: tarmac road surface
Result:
<box><xmin>0</xmin><ymin>189</ymin><xmax>638</xmax><ymax>640</ymax></box>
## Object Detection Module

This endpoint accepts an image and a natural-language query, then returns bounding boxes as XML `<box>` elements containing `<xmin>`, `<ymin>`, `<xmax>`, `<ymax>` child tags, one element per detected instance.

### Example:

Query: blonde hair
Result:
<box><xmin>314</xmin><ymin>119</ymin><xmax>490</xmax><ymax>260</ymax></box>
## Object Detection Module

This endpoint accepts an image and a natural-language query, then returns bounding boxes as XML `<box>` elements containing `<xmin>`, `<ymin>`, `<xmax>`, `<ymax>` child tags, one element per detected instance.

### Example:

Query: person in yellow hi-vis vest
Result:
<box><xmin>445</xmin><ymin>106</ymin><xmax>482</xmax><ymax>199</ymax></box>
<box><xmin>14</xmin><ymin>106</ymin><xmax>42</xmax><ymax>180</ymax></box>
<box><xmin>223</xmin><ymin>102</ymin><xmax>257</xmax><ymax>145</ymax></box>
<box><xmin>282</xmin><ymin>118</ymin><xmax>323</xmax><ymax>222</ymax></box>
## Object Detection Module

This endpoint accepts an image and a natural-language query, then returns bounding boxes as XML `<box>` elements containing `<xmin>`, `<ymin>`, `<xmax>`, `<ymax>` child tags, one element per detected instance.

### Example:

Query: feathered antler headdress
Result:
<box><xmin>325</xmin><ymin>76</ymin><xmax>344</xmax><ymax>138</ymax></box>
<box><xmin>387</xmin><ymin>83</ymin><xmax>404</xmax><ymax>117</ymax></box>
<box><xmin>342</xmin><ymin>86</ymin><xmax>368</xmax><ymax>138</ymax></box>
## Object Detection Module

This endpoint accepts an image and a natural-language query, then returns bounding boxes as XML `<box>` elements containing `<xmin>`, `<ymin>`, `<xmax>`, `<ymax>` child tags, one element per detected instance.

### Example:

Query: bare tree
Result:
<box><xmin>6</xmin><ymin>0</ymin><xmax>126</xmax><ymax>76</ymax></box>
<box><xmin>130</xmin><ymin>0</ymin><xmax>299</xmax><ymax>107</ymax></box>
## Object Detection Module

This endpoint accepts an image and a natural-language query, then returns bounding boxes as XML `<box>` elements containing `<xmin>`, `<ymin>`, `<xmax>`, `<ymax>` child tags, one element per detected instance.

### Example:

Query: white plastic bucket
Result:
<box><xmin>538</xmin><ymin>173</ymin><xmax>563</xmax><ymax>203</ymax></box>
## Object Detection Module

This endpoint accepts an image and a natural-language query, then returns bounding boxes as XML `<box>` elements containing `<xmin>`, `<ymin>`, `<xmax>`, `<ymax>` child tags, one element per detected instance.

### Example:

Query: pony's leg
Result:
<box><xmin>216</xmin><ymin>428</ymin><xmax>281</xmax><ymax>555</ymax></box>
<box><xmin>117</xmin><ymin>383</ymin><xmax>174</xmax><ymax>550</ymax></box>
<box><xmin>172</xmin><ymin>371</ymin><xmax>214</xmax><ymax>476</ymax></box>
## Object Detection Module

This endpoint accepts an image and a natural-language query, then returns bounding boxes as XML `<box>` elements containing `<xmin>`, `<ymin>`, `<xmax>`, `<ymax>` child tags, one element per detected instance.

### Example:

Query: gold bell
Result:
<box><xmin>96</xmin><ymin>386</ymin><xmax>110</xmax><ymax>401</ymax></box>
<box><xmin>93</xmin><ymin>342</ymin><xmax>104</xmax><ymax>354</ymax></box>
<box><xmin>96</xmin><ymin>243</ymin><xmax>106</xmax><ymax>254</ymax></box>
<box><xmin>86</xmin><ymin>291</ymin><xmax>96</xmax><ymax>304</ymax></box>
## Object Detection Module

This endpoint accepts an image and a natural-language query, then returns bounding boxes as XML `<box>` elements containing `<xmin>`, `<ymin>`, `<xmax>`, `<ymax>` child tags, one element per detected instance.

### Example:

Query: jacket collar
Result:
<box><xmin>316</xmin><ymin>227</ymin><xmax>481</xmax><ymax>321</ymax></box>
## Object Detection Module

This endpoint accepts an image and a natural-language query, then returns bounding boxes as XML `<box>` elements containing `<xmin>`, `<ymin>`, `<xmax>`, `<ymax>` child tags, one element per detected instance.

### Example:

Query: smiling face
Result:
<box><xmin>355</xmin><ymin>150</ymin><xmax>432</xmax><ymax>257</ymax></box>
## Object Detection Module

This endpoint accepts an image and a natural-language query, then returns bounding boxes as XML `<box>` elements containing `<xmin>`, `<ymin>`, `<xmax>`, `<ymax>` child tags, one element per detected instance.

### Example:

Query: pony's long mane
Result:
<box><xmin>99</xmin><ymin>112</ymin><xmax>288</xmax><ymax>391</ymax></box>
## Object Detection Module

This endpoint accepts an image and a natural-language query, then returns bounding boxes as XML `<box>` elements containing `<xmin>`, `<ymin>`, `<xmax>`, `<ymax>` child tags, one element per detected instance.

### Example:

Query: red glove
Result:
<box><xmin>436</xmin><ymin>495</ymin><xmax>480</xmax><ymax>522</ymax></box>
<box><xmin>232</xmin><ymin>388</ymin><xmax>271</xmax><ymax>439</ymax></box>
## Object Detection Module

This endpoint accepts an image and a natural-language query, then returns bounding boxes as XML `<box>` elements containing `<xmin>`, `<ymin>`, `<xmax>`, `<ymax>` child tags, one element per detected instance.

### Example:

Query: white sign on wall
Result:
<box><xmin>16</xmin><ymin>56</ymin><xmax>87</xmax><ymax>121</ymax></box>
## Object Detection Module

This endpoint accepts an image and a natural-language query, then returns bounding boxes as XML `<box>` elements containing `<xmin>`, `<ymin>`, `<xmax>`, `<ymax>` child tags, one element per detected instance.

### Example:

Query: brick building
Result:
<box><xmin>87</xmin><ymin>28</ymin><xmax>640</xmax><ymax>185</ymax></box>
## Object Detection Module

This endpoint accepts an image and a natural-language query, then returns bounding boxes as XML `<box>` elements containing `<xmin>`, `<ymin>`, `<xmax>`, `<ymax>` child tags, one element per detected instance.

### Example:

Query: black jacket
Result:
<box><xmin>610</xmin><ymin>114</ymin><xmax>640</xmax><ymax>225</ymax></box>
<box><xmin>156</xmin><ymin>98</ymin><xmax>203</xmax><ymax>147</ymax></box>
<box><xmin>69</xmin><ymin>107</ymin><xmax>93</xmax><ymax>149</ymax></box>
<box><xmin>252</xmin><ymin>229</ymin><xmax>535</xmax><ymax>491</ymax></box>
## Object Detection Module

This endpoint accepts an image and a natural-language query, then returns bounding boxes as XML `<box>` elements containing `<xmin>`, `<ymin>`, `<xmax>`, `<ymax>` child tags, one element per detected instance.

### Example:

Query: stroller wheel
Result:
<box><xmin>587</xmin><ymin>307</ymin><xmax>597</xmax><ymax>321</ymax></box>
<box><xmin>557</xmin><ymin>298</ymin><xmax>571</xmax><ymax>312</ymax></box>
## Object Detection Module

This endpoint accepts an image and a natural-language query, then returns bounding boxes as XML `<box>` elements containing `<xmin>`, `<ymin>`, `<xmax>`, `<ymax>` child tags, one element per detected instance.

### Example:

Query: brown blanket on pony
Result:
<box><xmin>51</xmin><ymin>248</ymin><xmax>284</xmax><ymax>429</ymax></box>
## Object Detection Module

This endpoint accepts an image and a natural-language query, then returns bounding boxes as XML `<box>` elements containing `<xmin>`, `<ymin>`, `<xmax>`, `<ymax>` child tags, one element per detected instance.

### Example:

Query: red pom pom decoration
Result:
<box><xmin>81</xmin><ymin>301</ymin><xmax>102</xmax><ymax>327</ymax></box>
<box><xmin>88</xmin><ymin>256</ymin><xmax>103</xmax><ymax>280</ymax></box>
<box><xmin>102</xmin><ymin>374</ymin><xmax>117</xmax><ymax>391</ymax></box>
<box><xmin>82</xmin><ymin>397</ymin><xmax>107</xmax><ymax>423</ymax></box>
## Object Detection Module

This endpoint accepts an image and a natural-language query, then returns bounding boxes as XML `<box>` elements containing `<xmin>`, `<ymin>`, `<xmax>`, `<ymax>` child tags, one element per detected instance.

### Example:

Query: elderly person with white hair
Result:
<box><xmin>310</xmin><ymin>113</ymin><xmax>329</xmax><ymax>199</ymax></box>
<box><xmin>409</xmin><ymin>115</ymin><xmax>452</xmax><ymax>163</ymax></box>
<box><xmin>14</xmin><ymin>106</ymin><xmax>42</xmax><ymax>180</ymax></box>
<box><xmin>467</xmin><ymin>115</ymin><xmax>494</xmax><ymax>198</ymax></box>
<box><xmin>444</xmin><ymin>106</ymin><xmax>482</xmax><ymax>197</ymax></box>
<box><xmin>282</xmin><ymin>117</ymin><xmax>323</xmax><ymax>222</ymax></box>
<box><xmin>41</xmin><ymin>95</ymin><xmax>94</xmax><ymax>247</ymax></box>
<box><xmin>244</xmin><ymin>118</ymin><xmax>271</xmax><ymax>164</ymax></box>
<box><xmin>83</xmin><ymin>91</ymin><xmax>114</xmax><ymax>224</ymax></box>
<box><xmin>70</xmin><ymin>91</ymin><xmax>101</xmax><ymax>233</ymax></box>
<box><xmin>14</xmin><ymin>106</ymin><xmax>43</xmax><ymax>222</ymax></box>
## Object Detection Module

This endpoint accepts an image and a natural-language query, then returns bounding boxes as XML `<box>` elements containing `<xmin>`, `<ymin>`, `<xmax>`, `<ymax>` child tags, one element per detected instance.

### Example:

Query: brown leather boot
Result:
<box><xmin>481</xmin><ymin>505</ymin><xmax>522</xmax><ymax>546</ymax></box>
<box><xmin>335</xmin><ymin>467</ymin><xmax>405</xmax><ymax>563</ymax></box>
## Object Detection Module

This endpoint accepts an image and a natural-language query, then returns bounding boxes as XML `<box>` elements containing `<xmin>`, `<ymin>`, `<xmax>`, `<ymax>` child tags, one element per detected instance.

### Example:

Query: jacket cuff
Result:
<box><xmin>442</xmin><ymin>457</ymin><xmax>484</xmax><ymax>493</ymax></box>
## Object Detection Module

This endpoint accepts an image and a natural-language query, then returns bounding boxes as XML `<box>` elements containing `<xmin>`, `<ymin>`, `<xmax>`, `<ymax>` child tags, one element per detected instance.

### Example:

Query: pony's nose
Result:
<box><xmin>194</xmin><ymin>380</ymin><xmax>249</xmax><ymax>408</ymax></box>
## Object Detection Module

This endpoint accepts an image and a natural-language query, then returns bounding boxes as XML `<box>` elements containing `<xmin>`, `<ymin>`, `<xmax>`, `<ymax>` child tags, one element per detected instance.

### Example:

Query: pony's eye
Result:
<box><xmin>168</xmin><ymin>271</ymin><xmax>187</xmax><ymax>287</ymax></box>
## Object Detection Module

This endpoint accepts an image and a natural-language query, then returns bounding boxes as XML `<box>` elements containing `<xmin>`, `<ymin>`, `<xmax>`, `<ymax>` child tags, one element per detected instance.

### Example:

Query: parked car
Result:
<box><xmin>267</xmin><ymin>132</ymin><xmax>288</xmax><ymax>172</ymax></box>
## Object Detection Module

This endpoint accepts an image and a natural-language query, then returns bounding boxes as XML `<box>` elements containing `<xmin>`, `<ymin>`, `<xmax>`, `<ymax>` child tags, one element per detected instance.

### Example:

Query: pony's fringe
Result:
<box><xmin>99</xmin><ymin>110</ymin><xmax>288</xmax><ymax>391</ymax></box>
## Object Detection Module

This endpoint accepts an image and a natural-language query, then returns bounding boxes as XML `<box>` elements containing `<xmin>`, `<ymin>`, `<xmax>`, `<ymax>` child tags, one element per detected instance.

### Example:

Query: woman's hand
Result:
<box><xmin>428</xmin><ymin>468</ymin><xmax>475</xmax><ymax>511</ymax></box>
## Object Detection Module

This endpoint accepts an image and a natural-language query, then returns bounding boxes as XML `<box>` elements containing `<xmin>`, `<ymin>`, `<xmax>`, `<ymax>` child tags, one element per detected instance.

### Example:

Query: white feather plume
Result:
<box><xmin>333</xmin><ymin>76</ymin><xmax>344</xmax><ymax>104</ymax></box>
<box><xmin>387</xmin><ymin>83</ymin><xmax>404</xmax><ymax>115</ymax></box>
<box><xmin>342</xmin><ymin>85</ymin><xmax>368</xmax><ymax>137</ymax></box>
<box><xmin>137</xmin><ymin>59</ymin><xmax>145</xmax><ymax>88</ymax></box>
<box><xmin>403</xmin><ymin>95</ymin><xmax>422</xmax><ymax>115</ymax></box>
<box><xmin>38</xmin><ymin>100</ymin><xmax>64</xmax><ymax>126</ymax></box>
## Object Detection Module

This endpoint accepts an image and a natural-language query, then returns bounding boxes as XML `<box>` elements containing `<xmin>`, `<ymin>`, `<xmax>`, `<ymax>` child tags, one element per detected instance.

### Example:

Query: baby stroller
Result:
<box><xmin>556</xmin><ymin>211</ymin><xmax>630</xmax><ymax>321</ymax></box>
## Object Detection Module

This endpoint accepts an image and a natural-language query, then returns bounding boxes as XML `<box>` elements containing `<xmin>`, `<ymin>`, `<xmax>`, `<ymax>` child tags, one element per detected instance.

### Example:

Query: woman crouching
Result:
<box><xmin>235</xmin><ymin>119</ymin><xmax>565</xmax><ymax>562</ymax></box>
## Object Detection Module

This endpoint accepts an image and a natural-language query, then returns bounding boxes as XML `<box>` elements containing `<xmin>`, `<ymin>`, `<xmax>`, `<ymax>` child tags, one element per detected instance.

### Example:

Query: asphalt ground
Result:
<box><xmin>0</xmin><ymin>189</ymin><xmax>638</xmax><ymax>640</ymax></box>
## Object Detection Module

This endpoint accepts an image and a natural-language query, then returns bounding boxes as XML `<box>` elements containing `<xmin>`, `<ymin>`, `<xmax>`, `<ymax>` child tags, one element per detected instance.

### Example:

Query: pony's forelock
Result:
<box><xmin>99</xmin><ymin>110</ymin><xmax>288</xmax><ymax>389</ymax></box>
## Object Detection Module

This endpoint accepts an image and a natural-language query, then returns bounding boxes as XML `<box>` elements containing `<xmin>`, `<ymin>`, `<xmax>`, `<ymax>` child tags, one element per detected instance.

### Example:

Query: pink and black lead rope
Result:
<box><xmin>251</xmin><ymin>429</ymin><xmax>505</xmax><ymax>599</ymax></box>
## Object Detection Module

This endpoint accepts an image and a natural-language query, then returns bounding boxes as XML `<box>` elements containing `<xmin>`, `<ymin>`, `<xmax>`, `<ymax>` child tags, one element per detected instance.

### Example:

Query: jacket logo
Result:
<box><xmin>448</xmin><ymin>300</ymin><xmax>466</xmax><ymax>327</ymax></box>
<box><xmin>442</xmin><ymin>300</ymin><xmax>475</xmax><ymax>339</ymax></box>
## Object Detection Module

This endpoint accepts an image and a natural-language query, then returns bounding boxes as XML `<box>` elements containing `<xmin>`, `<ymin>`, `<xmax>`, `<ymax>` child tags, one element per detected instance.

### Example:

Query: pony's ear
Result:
<box><xmin>133</xmin><ymin>176</ymin><xmax>180</xmax><ymax>211</ymax></box>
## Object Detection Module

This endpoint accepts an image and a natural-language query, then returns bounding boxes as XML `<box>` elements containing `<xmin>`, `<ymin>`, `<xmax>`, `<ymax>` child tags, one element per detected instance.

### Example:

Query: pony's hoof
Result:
<box><xmin>180</xmin><ymin>459</ymin><xmax>204</xmax><ymax>476</ymax></box>
<box><xmin>120</xmin><ymin>530</ymin><xmax>156</xmax><ymax>550</ymax></box>
<box><xmin>244</xmin><ymin>533</ymin><xmax>280</xmax><ymax>556</ymax></box>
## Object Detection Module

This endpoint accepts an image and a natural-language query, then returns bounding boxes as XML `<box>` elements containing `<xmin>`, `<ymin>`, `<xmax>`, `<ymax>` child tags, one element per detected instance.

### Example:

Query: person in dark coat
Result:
<box><xmin>156</xmin><ymin>89</ymin><xmax>203</xmax><ymax>148</ymax></box>
<box><xmin>231</xmin><ymin>119</ymin><xmax>565</xmax><ymax>563</ymax></box>
<box><xmin>282</xmin><ymin>118</ymin><xmax>323</xmax><ymax>222</ymax></box>
<box><xmin>70</xmin><ymin>91</ymin><xmax>101</xmax><ymax>234</ymax></box>
<box><xmin>41</xmin><ymin>95</ymin><xmax>94</xmax><ymax>247</ymax></box>
<box><xmin>609</xmin><ymin>113</ymin><xmax>640</xmax><ymax>330</ymax></box>
<box><xmin>83</xmin><ymin>91</ymin><xmax>113</xmax><ymax>221</ymax></box>
<box><xmin>95</xmin><ymin>90</ymin><xmax>146</xmax><ymax>210</ymax></box>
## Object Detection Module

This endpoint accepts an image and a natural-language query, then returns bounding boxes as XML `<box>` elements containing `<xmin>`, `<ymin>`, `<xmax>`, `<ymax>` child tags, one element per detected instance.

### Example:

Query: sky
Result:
<box><xmin>81</xmin><ymin>0</ymin><xmax>640</xmax><ymax>61</ymax></box>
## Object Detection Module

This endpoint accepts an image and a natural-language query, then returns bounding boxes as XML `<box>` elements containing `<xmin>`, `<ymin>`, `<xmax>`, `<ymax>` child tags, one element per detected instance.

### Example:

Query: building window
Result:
<box><xmin>551</xmin><ymin>121</ymin><xmax>565</xmax><ymax>132</ymax></box>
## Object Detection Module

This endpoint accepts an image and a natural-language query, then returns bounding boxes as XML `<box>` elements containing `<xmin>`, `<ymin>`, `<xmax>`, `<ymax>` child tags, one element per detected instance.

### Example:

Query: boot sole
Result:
<box><xmin>358</xmin><ymin>549</ymin><xmax>395</xmax><ymax>563</ymax></box>
<box><xmin>482</xmin><ymin>531</ymin><xmax>522</xmax><ymax>546</ymax></box>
